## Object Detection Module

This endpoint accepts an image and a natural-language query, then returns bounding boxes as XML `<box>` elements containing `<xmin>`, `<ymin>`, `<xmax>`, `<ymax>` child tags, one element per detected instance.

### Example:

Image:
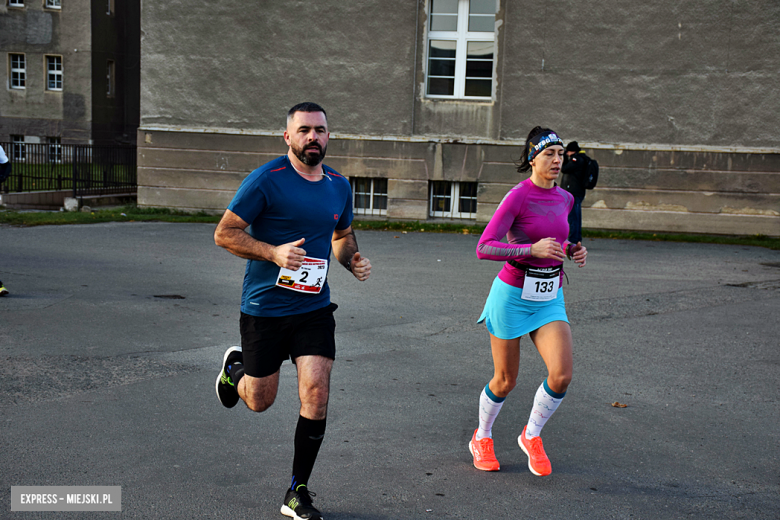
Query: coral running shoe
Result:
<box><xmin>518</xmin><ymin>425</ymin><xmax>551</xmax><ymax>476</ymax></box>
<box><xmin>469</xmin><ymin>429</ymin><xmax>500</xmax><ymax>471</ymax></box>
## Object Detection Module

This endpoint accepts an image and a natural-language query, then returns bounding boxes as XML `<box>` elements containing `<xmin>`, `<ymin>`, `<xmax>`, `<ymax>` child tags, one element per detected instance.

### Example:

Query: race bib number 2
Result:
<box><xmin>276</xmin><ymin>257</ymin><xmax>328</xmax><ymax>294</ymax></box>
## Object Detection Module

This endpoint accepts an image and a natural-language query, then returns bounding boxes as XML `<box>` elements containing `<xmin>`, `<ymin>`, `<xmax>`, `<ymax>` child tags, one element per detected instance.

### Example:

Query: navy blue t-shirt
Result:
<box><xmin>227</xmin><ymin>155</ymin><xmax>353</xmax><ymax>317</ymax></box>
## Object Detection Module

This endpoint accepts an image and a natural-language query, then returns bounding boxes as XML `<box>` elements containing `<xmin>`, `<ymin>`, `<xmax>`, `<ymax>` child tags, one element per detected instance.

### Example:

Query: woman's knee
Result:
<box><xmin>490</xmin><ymin>373</ymin><xmax>517</xmax><ymax>397</ymax></box>
<box><xmin>547</xmin><ymin>371</ymin><xmax>572</xmax><ymax>393</ymax></box>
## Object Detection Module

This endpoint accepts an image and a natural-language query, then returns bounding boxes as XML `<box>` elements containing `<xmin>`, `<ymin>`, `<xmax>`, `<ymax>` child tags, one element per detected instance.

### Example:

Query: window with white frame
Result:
<box><xmin>430</xmin><ymin>181</ymin><xmax>478</xmax><ymax>219</ymax></box>
<box><xmin>426</xmin><ymin>0</ymin><xmax>497</xmax><ymax>99</ymax></box>
<box><xmin>350</xmin><ymin>177</ymin><xmax>388</xmax><ymax>216</ymax></box>
<box><xmin>11</xmin><ymin>135</ymin><xmax>26</xmax><ymax>162</ymax></box>
<box><xmin>46</xmin><ymin>55</ymin><xmax>62</xmax><ymax>90</ymax></box>
<box><xmin>8</xmin><ymin>0</ymin><xmax>24</xmax><ymax>7</ymax></box>
<box><xmin>10</xmin><ymin>54</ymin><xmax>26</xmax><ymax>89</ymax></box>
<box><xmin>48</xmin><ymin>137</ymin><xmax>62</xmax><ymax>163</ymax></box>
<box><xmin>45</xmin><ymin>0</ymin><xmax>61</xmax><ymax>9</ymax></box>
<box><xmin>106</xmin><ymin>60</ymin><xmax>115</xmax><ymax>96</ymax></box>
<box><xmin>106</xmin><ymin>0</ymin><xmax>113</xmax><ymax>15</ymax></box>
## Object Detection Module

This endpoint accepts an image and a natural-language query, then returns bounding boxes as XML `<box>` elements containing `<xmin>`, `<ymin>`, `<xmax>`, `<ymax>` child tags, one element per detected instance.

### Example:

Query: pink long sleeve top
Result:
<box><xmin>476</xmin><ymin>178</ymin><xmax>574</xmax><ymax>288</ymax></box>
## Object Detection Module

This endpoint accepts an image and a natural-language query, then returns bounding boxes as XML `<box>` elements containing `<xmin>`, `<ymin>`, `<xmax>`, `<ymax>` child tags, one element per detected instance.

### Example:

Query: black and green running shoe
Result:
<box><xmin>0</xmin><ymin>281</ymin><xmax>8</xmax><ymax>297</ymax></box>
<box><xmin>215</xmin><ymin>346</ymin><xmax>242</xmax><ymax>408</ymax></box>
<box><xmin>281</xmin><ymin>485</ymin><xmax>322</xmax><ymax>520</ymax></box>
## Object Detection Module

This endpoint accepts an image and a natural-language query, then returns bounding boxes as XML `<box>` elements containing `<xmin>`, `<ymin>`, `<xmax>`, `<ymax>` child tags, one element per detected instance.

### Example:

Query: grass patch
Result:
<box><xmin>1</xmin><ymin>207</ymin><xmax>777</xmax><ymax>250</ymax></box>
<box><xmin>351</xmin><ymin>220</ymin><xmax>483</xmax><ymax>235</ymax></box>
<box><xmin>0</xmin><ymin>204</ymin><xmax>220</xmax><ymax>226</ymax></box>
<box><xmin>351</xmin><ymin>220</ymin><xmax>779</xmax><ymax>250</ymax></box>
<box><xmin>581</xmin><ymin>229</ymin><xmax>780</xmax><ymax>250</ymax></box>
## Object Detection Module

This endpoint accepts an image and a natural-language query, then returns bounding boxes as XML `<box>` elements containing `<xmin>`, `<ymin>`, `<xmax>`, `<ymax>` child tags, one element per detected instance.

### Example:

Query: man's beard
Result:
<box><xmin>292</xmin><ymin>142</ymin><xmax>327</xmax><ymax>166</ymax></box>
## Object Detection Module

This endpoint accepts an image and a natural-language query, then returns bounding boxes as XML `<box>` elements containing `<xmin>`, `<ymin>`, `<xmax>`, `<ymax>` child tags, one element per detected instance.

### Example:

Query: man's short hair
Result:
<box><xmin>287</xmin><ymin>102</ymin><xmax>327</xmax><ymax>124</ymax></box>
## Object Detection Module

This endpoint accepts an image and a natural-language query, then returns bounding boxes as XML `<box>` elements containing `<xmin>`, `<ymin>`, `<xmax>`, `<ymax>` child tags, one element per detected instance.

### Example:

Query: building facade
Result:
<box><xmin>137</xmin><ymin>1</ymin><xmax>780</xmax><ymax>236</ymax></box>
<box><xmin>1</xmin><ymin>0</ymin><xmax>140</xmax><ymax>148</ymax></box>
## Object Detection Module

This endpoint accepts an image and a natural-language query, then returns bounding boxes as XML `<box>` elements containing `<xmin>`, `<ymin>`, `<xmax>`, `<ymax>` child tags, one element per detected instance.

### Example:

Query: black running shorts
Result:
<box><xmin>239</xmin><ymin>303</ymin><xmax>338</xmax><ymax>378</ymax></box>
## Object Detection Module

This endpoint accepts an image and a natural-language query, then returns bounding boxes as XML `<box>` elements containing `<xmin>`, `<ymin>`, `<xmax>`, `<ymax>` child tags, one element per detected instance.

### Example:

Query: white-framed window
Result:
<box><xmin>426</xmin><ymin>0</ymin><xmax>497</xmax><ymax>99</ymax></box>
<box><xmin>430</xmin><ymin>181</ymin><xmax>478</xmax><ymax>219</ymax></box>
<box><xmin>350</xmin><ymin>177</ymin><xmax>388</xmax><ymax>216</ymax></box>
<box><xmin>46</xmin><ymin>55</ymin><xmax>62</xmax><ymax>91</ymax></box>
<box><xmin>44</xmin><ymin>0</ymin><xmax>61</xmax><ymax>9</ymax></box>
<box><xmin>106</xmin><ymin>0</ymin><xmax>113</xmax><ymax>15</ymax></box>
<box><xmin>9</xmin><ymin>53</ymin><xmax>26</xmax><ymax>89</ymax></box>
<box><xmin>48</xmin><ymin>137</ymin><xmax>62</xmax><ymax>163</ymax></box>
<box><xmin>8</xmin><ymin>0</ymin><xmax>24</xmax><ymax>7</ymax></box>
<box><xmin>11</xmin><ymin>135</ymin><xmax>26</xmax><ymax>162</ymax></box>
<box><xmin>106</xmin><ymin>60</ymin><xmax>115</xmax><ymax>96</ymax></box>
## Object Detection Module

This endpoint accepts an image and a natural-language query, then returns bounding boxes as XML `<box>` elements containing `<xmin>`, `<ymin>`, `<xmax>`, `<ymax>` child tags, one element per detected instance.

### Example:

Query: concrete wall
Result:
<box><xmin>137</xmin><ymin>129</ymin><xmax>780</xmax><ymax>237</ymax></box>
<box><xmin>139</xmin><ymin>1</ymin><xmax>780</xmax><ymax>147</ymax></box>
<box><xmin>498</xmin><ymin>2</ymin><xmax>780</xmax><ymax>147</ymax></box>
<box><xmin>137</xmin><ymin>1</ymin><xmax>780</xmax><ymax>236</ymax></box>
<box><xmin>581</xmin><ymin>146</ymin><xmax>779</xmax><ymax>236</ymax></box>
<box><xmin>0</xmin><ymin>190</ymin><xmax>136</xmax><ymax>210</ymax></box>
<box><xmin>140</xmin><ymin>0</ymin><xmax>419</xmax><ymax>136</ymax></box>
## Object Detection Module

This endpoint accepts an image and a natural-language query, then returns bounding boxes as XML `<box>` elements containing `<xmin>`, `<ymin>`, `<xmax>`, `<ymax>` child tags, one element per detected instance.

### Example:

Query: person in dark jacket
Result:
<box><xmin>560</xmin><ymin>141</ymin><xmax>588</xmax><ymax>244</ymax></box>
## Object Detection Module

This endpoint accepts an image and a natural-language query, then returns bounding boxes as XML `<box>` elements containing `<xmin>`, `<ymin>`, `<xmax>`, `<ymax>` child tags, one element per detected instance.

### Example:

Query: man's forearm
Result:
<box><xmin>333</xmin><ymin>229</ymin><xmax>359</xmax><ymax>270</ymax></box>
<box><xmin>215</xmin><ymin>226</ymin><xmax>276</xmax><ymax>262</ymax></box>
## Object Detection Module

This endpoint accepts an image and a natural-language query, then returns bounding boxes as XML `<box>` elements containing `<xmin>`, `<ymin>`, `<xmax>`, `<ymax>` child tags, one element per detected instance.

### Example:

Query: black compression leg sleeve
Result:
<box><xmin>290</xmin><ymin>416</ymin><xmax>327</xmax><ymax>490</ymax></box>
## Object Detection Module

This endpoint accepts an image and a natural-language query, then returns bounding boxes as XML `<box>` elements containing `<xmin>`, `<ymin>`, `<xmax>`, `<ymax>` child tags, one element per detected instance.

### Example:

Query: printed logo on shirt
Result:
<box><xmin>334</xmin><ymin>214</ymin><xmax>338</xmax><ymax>220</ymax></box>
<box><xmin>527</xmin><ymin>199</ymin><xmax>568</xmax><ymax>222</ymax></box>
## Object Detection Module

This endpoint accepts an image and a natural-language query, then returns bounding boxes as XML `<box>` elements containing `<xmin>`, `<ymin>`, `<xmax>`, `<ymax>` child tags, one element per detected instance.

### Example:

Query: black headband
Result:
<box><xmin>527</xmin><ymin>131</ymin><xmax>564</xmax><ymax>162</ymax></box>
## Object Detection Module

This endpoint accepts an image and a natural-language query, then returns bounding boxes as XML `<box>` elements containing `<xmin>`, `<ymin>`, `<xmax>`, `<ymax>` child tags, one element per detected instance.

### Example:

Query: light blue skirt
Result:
<box><xmin>478</xmin><ymin>277</ymin><xmax>569</xmax><ymax>340</ymax></box>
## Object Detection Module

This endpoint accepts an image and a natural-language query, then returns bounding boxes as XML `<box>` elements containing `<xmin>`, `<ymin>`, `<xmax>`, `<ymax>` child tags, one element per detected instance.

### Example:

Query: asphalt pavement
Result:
<box><xmin>1</xmin><ymin>222</ymin><xmax>778</xmax><ymax>519</ymax></box>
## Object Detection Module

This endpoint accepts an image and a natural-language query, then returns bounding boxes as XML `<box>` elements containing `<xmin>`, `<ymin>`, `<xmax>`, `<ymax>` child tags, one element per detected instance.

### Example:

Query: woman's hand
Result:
<box><xmin>569</xmin><ymin>241</ymin><xmax>587</xmax><ymax>267</ymax></box>
<box><xmin>531</xmin><ymin>237</ymin><xmax>566</xmax><ymax>261</ymax></box>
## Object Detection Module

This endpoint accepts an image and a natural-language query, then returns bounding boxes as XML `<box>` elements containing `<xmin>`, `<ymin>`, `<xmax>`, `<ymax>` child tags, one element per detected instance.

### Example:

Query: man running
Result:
<box><xmin>214</xmin><ymin>102</ymin><xmax>371</xmax><ymax>520</ymax></box>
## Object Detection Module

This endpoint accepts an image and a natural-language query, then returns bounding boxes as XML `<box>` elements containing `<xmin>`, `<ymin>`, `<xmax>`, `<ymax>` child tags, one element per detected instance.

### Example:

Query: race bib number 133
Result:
<box><xmin>521</xmin><ymin>267</ymin><xmax>560</xmax><ymax>302</ymax></box>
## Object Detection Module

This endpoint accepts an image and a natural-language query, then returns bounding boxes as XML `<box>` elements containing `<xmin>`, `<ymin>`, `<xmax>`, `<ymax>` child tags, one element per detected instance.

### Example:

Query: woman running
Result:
<box><xmin>468</xmin><ymin>126</ymin><xmax>587</xmax><ymax>476</ymax></box>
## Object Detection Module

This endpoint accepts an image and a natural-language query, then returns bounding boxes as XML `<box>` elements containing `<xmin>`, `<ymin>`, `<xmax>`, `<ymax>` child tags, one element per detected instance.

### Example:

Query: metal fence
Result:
<box><xmin>0</xmin><ymin>142</ymin><xmax>137</xmax><ymax>197</ymax></box>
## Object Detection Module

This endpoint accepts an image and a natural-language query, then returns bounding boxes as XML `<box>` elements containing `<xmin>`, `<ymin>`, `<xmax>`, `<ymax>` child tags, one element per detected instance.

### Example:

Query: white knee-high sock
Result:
<box><xmin>525</xmin><ymin>379</ymin><xmax>566</xmax><ymax>439</ymax></box>
<box><xmin>476</xmin><ymin>384</ymin><xmax>505</xmax><ymax>440</ymax></box>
